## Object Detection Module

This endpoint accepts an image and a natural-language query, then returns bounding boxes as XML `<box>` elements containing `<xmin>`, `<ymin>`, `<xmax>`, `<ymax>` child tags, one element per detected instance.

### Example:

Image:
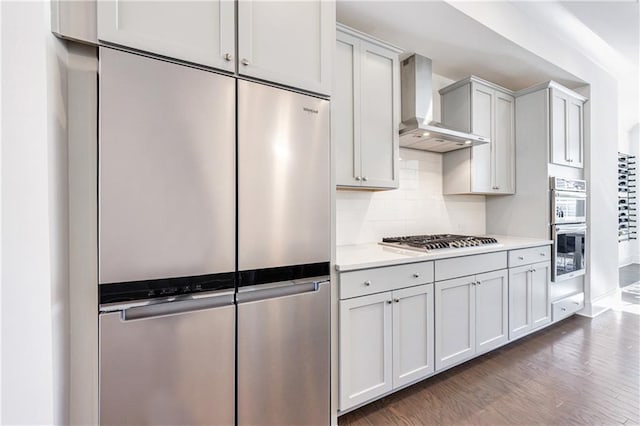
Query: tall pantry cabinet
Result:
<box><xmin>333</xmin><ymin>24</ymin><xmax>401</xmax><ymax>189</ymax></box>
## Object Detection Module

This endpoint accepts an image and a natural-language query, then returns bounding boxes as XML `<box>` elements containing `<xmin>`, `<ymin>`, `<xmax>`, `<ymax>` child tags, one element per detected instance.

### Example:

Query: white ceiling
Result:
<box><xmin>560</xmin><ymin>1</ymin><xmax>639</xmax><ymax>68</ymax></box>
<box><xmin>336</xmin><ymin>0</ymin><xmax>639</xmax><ymax>91</ymax></box>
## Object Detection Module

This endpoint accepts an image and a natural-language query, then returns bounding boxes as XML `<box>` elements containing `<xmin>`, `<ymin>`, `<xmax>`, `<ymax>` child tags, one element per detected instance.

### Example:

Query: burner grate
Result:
<box><xmin>382</xmin><ymin>234</ymin><xmax>498</xmax><ymax>250</ymax></box>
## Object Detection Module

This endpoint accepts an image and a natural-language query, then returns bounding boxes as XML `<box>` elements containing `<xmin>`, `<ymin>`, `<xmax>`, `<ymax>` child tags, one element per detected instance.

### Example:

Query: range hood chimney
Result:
<box><xmin>399</xmin><ymin>54</ymin><xmax>489</xmax><ymax>153</ymax></box>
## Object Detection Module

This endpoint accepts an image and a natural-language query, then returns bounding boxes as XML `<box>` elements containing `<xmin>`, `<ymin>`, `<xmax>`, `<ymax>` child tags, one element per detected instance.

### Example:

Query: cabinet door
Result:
<box><xmin>334</xmin><ymin>32</ymin><xmax>362</xmax><ymax>187</ymax></box>
<box><xmin>550</xmin><ymin>88</ymin><xmax>570</xmax><ymax>166</ymax></box>
<box><xmin>435</xmin><ymin>277</ymin><xmax>475</xmax><ymax>371</ymax></box>
<box><xmin>97</xmin><ymin>0</ymin><xmax>235</xmax><ymax>72</ymax></box>
<box><xmin>567</xmin><ymin>98</ymin><xmax>584</xmax><ymax>168</ymax></box>
<box><xmin>237</xmin><ymin>0</ymin><xmax>334</xmax><ymax>95</ymax></box>
<box><xmin>470</xmin><ymin>83</ymin><xmax>493</xmax><ymax>193</ymax></box>
<box><xmin>530</xmin><ymin>261</ymin><xmax>552</xmax><ymax>329</ymax></box>
<box><xmin>359</xmin><ymin>40</ymin><xmax>399</xmax><ymax>189</ymax></box>
<box><xmin>339</xmin><ymin>292</ymin><xmax>392</xmax><ymax>410</ymax></box>
<box><xmin>475</xmin><ymin>269</ymin><xmax>508</xmax><ymax>354</ymax></box>
<box><xmin>392</xmin><ymin>284</ymin><xmax>434</xmax><ymax>388</ymax></box>
<box><xmin>493</xmin><ymin>91</ymin><xmax>515</xmax><ymax>193</ymax></box>
<box><xmin>508</xmin><ymin>265</ymin><xmax>531</xmax><ymax>340</ymax></box>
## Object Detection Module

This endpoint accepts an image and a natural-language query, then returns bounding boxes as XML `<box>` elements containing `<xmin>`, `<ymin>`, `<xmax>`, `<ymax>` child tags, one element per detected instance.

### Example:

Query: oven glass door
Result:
<box><xmin>552</xmin><ymin>191</ymin><xmax>587</xmax><ymax>224</ymax></box>
<box><xmin>553</xmin><ymin>224</ymin><xmax>587</xmax><ymax>281</ymax></box>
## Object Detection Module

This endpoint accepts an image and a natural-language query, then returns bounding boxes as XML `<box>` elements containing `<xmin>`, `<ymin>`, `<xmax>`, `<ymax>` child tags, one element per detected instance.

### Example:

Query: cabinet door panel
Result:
<box><xmin>237</xmin><ymin>0</ymin><xmax>333</xmax><ymax>95</ymax></box>
<box><xmin>98</xmin><ymin>0</ymin><xmax>235</xmax><ymax>71</ymax></box>
<box><xmin>435</xmin><ymin>277</ymin><xmax>475</xmax><ymax>370</ymax></box>
<box><xmin>334</xmin><ymin>34</ymin><xmax>361</xmax><ymax>186</ymax></box>
<box><xmin>567</xmin><ymin>100</ymin><xmax>583</xmax><ymax>168</ymax></box>
<box><xmin>339</xmin><ymin>293</ymin><xmax>392</xmax><ymax>410</ymax></box>
<box><xmin>494</xmin><ymin>92</ymin><xmax>515</xmax><ymax>193</ymax></box>
<box><xmin>508</xmin><ymin>266</ymin><xmax>531</xmax><ymax>340</ymax></box>
<box><xmin>359</xmin><ymin>41</ymin><xmax>398</xmax><ymax>189</ymax></box>
<box><xmin>471</xmin><ymin>84</ymin><xmax>493</xmax><ymax>192</ymax></box>
<box><xmin>531</xmin><ymin>261</ymin><xmax>551</xmax><ymax>328</ymax></box>
<box><xmin>393</xmin><ymin>284</ymin><xmax>434</xmax><ymax>388</ymax></box>
<box><xmin>550</xmin><ymin>89</ymin><xmax>569</xmax><ymax>166</ymax></box>
<box><xmin>475</xmin><ymin>269</ymin><xmax>508</xmax><ymax>354</ymax></box>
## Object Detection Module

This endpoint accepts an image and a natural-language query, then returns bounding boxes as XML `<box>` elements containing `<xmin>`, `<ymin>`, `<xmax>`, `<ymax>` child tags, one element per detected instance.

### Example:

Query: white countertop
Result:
<box><xmin>335</xmin><ymin>235</ymin><xmax>553</xmax><ymax>271</ymax></box>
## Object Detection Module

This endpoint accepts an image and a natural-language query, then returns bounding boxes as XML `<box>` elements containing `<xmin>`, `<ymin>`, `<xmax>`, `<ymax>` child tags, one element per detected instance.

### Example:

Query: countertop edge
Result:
<box><xmin>335</xmin><ymin>237</ymin><xmax>553</xmax><ymax>272</ymax></box>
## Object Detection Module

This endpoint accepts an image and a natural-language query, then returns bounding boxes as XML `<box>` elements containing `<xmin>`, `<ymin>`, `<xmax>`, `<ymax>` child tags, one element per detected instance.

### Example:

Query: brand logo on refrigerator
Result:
<box><xmin>303</xmin><ymin>107</ymin><xmax>319</xmax><ymax>114</ymax></box>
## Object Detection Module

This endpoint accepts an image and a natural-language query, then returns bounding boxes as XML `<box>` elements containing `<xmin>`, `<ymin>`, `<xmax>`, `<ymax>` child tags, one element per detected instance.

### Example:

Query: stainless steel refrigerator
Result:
<box><xmin>98</xmin><ymin>47</ymin><xmax>330</xmax><ymax>425</ymax></box>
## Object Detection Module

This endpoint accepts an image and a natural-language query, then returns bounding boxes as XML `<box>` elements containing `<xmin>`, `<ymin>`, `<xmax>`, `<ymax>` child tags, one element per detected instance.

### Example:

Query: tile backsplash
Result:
<box><xmin>336</xmin><ymin>148</ymin><xmax>486</xmax><ymax>246</ymax></box>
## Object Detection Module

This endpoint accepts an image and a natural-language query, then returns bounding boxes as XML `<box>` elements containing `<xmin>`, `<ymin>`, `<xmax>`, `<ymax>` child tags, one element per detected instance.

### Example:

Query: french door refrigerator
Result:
<box><xmin>98</xmin><ymin>47</ymin><xmax>330</xmax><ymax>425</ymax></box>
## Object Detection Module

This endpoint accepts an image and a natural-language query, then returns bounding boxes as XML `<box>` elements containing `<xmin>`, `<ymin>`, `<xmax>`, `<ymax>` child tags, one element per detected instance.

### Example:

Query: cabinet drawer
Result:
<box><xmin>508</xmin><ymin>245</ymin><xmax>551</xmax><ymax>267</ymax></box>
<box><xmin>552</xmin><ymin>293</ymin><xmax>584</xmax><ymax>322</ymax></box>
<box><xmin>435</xmin><ymin>252</ymin><xmax>507</xmax><ymax>282</ymax></box>
<box><xmin>339</xmin><ymin>262</ymin><xmax>434</xmax><ymax>299</ymax></box>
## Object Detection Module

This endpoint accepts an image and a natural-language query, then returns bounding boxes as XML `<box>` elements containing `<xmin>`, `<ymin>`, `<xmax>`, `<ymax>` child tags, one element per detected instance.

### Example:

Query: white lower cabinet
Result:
<box><xmin>339</xmin><ymin>292</ymin><xmax>392</xmax><ymax>410</ymax></box>
<box><xmin>339</xmin><ymin>284</ymin><xmax>434</xmax><ymax>411</ymax></box>
<box><xmin>508</xmin><ymin>261</ymin><xmax>551</xmax><ymax>340</ymax></box>
<box><xmin>338</xmin><ymin>247</ymin><xmax>557</xmax><ymax>412</ymax></box>
<box><xmin>392</xmin><ymin>285</ymin><xmax>435</xmax><ymax>388</ymax></box>
<box><xmin>435</xmin><ymin>269</ymin><xmax>508</xmax><ymax>371</ymax></box>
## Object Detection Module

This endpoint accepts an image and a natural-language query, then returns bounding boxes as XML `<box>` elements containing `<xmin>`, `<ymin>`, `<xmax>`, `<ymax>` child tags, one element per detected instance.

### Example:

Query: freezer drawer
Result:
<box><xmin>237</xmin><ymin>280</ymin><xmax>330</xmax><ymax>425</ymax></box>
<box><xmin>99</xmin><ymin>47</ymin><xmax>236</xmax><ymax>284</ymax></box>
<box><xmin>99</xmin><ymin>294</ymin><xmax>235</xmax><ymax>426</ymax></box>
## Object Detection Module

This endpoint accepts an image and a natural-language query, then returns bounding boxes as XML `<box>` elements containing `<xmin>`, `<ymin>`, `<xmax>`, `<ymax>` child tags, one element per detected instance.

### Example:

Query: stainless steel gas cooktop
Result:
<box><xmin>380</xmin><ymin>234</ymin><xmax>499</xmax><ymax>251</ymax></box>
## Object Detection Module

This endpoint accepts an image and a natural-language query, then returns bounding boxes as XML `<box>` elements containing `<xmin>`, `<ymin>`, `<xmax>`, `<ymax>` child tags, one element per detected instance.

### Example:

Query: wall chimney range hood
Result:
<box><xmin>399</xmin><ymin>54</ymin><xmax>489</xmax><ymax>153</ymax></box>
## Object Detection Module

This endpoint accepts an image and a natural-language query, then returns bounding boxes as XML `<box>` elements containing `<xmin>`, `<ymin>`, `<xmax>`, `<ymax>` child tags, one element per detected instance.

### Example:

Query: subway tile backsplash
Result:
<box><xmin>336</xmin><ymin>148</ymin><xmax>486</xmax><ymax>246</ymax></box>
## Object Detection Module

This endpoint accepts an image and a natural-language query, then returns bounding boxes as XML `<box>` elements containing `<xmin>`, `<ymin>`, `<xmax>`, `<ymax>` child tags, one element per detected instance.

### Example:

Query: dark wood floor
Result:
<box><xmin>339</xmin><ymin>310</ymin><xmax>640</xmax><ymax>425</ymax></box>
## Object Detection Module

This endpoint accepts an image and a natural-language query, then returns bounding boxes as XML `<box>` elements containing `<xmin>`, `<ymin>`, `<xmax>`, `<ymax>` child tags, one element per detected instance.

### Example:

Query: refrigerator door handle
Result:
<box><xmin>237</xmin><ymin>280</ymin><xmax>329</xmax><ymax>304</ymax></box>
<box><xmin>119</xmin><ymin>292</ymin><xmax>235</xmax><ymax>321</ymax></box>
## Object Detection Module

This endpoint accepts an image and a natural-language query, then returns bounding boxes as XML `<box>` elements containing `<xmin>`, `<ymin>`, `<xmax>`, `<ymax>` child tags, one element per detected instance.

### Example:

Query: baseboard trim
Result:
<box><xmin>619</xmin><ymin>258</ymin><xmax>639</xmax><ymax>268</ymax></box>
<box><xmin>578</xmin><ymin>288</ymin><xmax>618</xmax><ymax>318</ymax></box>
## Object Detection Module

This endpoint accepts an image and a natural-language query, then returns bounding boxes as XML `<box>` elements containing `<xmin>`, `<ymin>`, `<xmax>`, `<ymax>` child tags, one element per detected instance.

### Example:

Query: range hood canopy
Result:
<box><xmin>399</xmin><ymin>54</ymin><xmax>489</xmax><ymax>153</ymax></box>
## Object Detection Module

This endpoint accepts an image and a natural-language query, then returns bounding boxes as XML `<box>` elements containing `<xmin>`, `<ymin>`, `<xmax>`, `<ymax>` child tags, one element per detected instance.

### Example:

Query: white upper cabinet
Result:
<box><xmin>516</xmin><ymin>81</ymin><xmax>586</xmax><ymax>169</ymax></box>
<box><xmin>493</xmin><ymin>91</ymin><xmax>516</xmax><ymax>191</ymax></box>
<box><xmin>97</xmin><ymin>0</ymin><xmax>334</xmax><ymax>95</ymax></box>
<box><xmin>550</xmin><ymin>87</ymin><xmax>584</xmax><ymax>168</ymax></box>
<box><xmin>333</xmin><ymin>25</ymin><xmax>400</xmax><ymax>190</ymax></box>
<box><xmin>237</xmin><ymin>0</ymin><xmax>333</xmax><ymax>95</ymax></box>
<box><xmin>441</xmin><ymin>77</ymin><xmax>515</xmax><ymax>195</ymax></box>
<box><xmin>97</xmin><ymin>0</ymin><xmax>236</xmax><ymax>72</ymax></box>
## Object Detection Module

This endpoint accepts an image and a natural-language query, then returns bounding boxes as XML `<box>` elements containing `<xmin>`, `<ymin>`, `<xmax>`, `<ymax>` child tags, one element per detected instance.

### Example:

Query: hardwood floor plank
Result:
<box><xmin>339</xmin><ymin>311</ymin><xmax>640</xmax><ymax>426</ymax></box>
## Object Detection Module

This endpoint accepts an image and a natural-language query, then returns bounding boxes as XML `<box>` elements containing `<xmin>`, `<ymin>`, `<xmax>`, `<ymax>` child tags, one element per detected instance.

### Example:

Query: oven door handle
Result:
<box><xmin>555</xmin><ymin>224</ymin><xmax>587</xmax><ymax>233</ymax></box>
<box><xmin>552</xmin><ymin>190</ymin><xmax>587</xmax><ymax>199</ymax></box>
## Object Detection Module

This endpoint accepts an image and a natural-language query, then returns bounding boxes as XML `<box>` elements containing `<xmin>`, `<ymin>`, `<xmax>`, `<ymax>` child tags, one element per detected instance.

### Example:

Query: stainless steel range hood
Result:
<box><xmin>399</xmin><ymin>54</ymin><xmax>489</xmax><ymax>153</ymax></box>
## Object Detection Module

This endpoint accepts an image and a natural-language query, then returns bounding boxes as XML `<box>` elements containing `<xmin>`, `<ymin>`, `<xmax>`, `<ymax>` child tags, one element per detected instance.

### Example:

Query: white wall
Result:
<box><xmin>618</xmin><ymin>124</ymin><xmax>640</xmax><ymax>266</ymax></box>
<box><xmin>336</xmin><ymin>73</ymin><xmax>486</xmax><ymax>245</ymax></box>
<box><xmin>336</xmin><ymin>148</ymin><xmax>486</xmax><ymax>245</ymax></box>
<box><xmin>1</xmin><ymin>1</ymin><xmax>70</xmax><ymax>424</ymax></box>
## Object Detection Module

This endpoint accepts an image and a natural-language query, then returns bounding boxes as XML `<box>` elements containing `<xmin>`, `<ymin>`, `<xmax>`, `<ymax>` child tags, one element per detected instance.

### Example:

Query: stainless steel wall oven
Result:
<box><xmin>550</xmin><ymin>177</ymin><xmax>587</xmax><ymax>282</ymax></box>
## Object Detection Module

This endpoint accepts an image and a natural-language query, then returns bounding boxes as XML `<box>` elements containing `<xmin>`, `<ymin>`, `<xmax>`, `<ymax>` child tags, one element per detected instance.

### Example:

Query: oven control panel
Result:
<box><xmin>551</xmin><ymin>177</ymin><xmax>587</xmax><ymax>192</ymax></box>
